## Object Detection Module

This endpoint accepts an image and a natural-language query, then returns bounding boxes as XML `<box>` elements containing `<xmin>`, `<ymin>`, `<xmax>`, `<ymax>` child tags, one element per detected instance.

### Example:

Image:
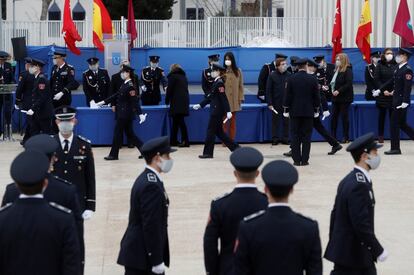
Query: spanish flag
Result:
<box><xmin>355</xmin><ymin>0</ymin><xmax>372</xmax><ymax>63</ymax></box>
<box><xmin>93</xmin><ymin>0</ymin><xmax>113</xmax><ymax>51</ymax></box>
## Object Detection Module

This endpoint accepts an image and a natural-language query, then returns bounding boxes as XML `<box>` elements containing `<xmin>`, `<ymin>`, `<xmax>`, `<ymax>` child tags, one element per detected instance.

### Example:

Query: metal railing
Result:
<box><xmin>0</xmin><ymin>17</ymin><xmax>323</xmax><ymax>54</ymax></box>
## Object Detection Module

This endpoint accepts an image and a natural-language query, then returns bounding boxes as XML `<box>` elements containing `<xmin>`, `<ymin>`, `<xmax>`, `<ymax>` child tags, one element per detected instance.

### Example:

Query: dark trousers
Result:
<box><xmin>22</xmin><ymin>115</ymin><xmax>32</xmax><ymax>143</ymax></box>
<box><xmin>0</xmin><ymin>95</ymin><xmax>12</xmax><ymax>131</ymax></box>
<box><xmin>331</xmin><ymin>102</ymin><xmax>350</xmax><ymax>140</ymax></box>
<box><xmin>109</xmin><ymin>118</ymin><xmax>143</xmax><ymax>158</ymax></box>
<box><xmin>390</xmin><ymin>108</ymin><xmax>414</xmax><ymax>150</ymax></box>
<box><xmin>125</xmin><ymin>267</ymin><xmax>163</xmax><ymax>275</ymax></box>
<box><xmin>331</xmin><ymin>264</ymin><xmax>376</xmax><ymax>275</ymax></box>
<box><xmin>171</xmin><ymin>114</ymin><xmax>189</xmax><ymax>143</ymax></box>
<box><xmin>29</xmin><ymin>117</ymin><xmax>52</xmax><ymax>136</ymax></box>
<box><xmin>290</xmin><ymin>117</ymin><xmax>313</xmax><ymax>163</ymax></box>
<box><xmin>377</xmin><ymin>106</ymin><xmax>392</xmax><ymax>137</ymax></box>
<box><xmin>271</xmin><ymin>110</ymin><xmax>289</xmax><ymax>142</ymax></box>
<box><xmin>77</xmin><ymin>220</ymin><xmax>85</xmax><ymax>275</ymax></box>
<box><xmin>203</xmin><ymin>115</ymin><xmax>238</xmax><ymax>156</ymax></box>
<box><xmin>313</xmin><ymin>117</ymin><xmax>338</xmax><ymax>146</ymax></box>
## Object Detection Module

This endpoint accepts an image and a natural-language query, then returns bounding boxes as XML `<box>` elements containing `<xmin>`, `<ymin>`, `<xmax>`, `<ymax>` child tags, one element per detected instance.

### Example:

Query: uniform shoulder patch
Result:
<box><xmin>147</xmin><ymin>173</ymin><xmax>158</xmax><ymax>183</ymax></box>
<box><xmin>0</xmin><ymin>203</ymin><xmax>13</xmax><ymax>212</ymax></box>
<box><xmin>53</xmin><ymin>175</ymin><xmax>72</xmax><ymax>185</ymax></box>
<box><xmin>243</xmin><ymin>210</ymin><xmax>266</xmax><ymax>222</ymax></box>
<box><xmin>77</xmin><ymin>135</ymin><xmax>91</xmax><ymax>144</ymax></box>
<box><xmin>49</xmin><ymin>202</ymin><xmax>72</xmax><ymax>214</ymax></box>
<box><xmin>406</xmin><ymin>73</ymin><xmax>412</xmax><ymax>80</ymax></box>
<box><xmin>213</xmin><ymin>192</ymin><xmax>231</xmax><ymax>201</ymax></box>
<box><xmin>355</xmin><ymin>172</ymin><xmax>366</xmax><ymax>183</ymax></box>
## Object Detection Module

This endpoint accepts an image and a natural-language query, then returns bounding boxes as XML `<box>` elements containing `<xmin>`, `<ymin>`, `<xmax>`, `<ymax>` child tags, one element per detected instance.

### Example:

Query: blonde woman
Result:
<box><xmin>223</xmin><ymin>52</ymin><xmax>245</xmax><ymax>140</ymax></box>
<box><xmin>330</xmin><ymin>53</ymin><xmax>354</xmax><ymax>143</ymax></box>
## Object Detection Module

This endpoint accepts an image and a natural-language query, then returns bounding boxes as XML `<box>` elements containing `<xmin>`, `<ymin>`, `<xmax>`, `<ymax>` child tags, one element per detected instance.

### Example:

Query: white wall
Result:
<box><xmin>284</xmin><ymin>0</ymin><xmax>414</xmax><ymax>48</ymax></box>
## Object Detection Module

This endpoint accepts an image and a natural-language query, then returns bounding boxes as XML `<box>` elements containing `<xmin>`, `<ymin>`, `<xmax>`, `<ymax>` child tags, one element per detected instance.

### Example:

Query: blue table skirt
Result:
<box><xmin>71</xmin><ymin>101</ymin><xmax>414</xmax><ymax>145</ymax></box>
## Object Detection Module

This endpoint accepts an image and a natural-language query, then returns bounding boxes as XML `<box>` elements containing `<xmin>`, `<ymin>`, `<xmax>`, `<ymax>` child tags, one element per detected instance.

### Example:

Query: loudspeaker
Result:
<box><xmin>11</xmin><ymin>37</ymin><xmax>27</xmax><ymax>61</ymax></box>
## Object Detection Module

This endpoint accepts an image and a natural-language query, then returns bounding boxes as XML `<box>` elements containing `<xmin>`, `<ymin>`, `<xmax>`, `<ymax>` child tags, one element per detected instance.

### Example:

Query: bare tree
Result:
<box><xmin>40</xmin><ymin>0</ymin><xmax>52</xmax><ymax>20</ymax></box>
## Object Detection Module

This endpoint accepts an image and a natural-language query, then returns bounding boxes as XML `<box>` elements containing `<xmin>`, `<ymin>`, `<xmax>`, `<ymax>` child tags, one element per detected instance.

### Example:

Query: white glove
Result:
<box><xmin>141</xmin><ymin>85</ymin><xmax>147</xmax><ymax>92</ymax></box>
<box><xmin>283</xmin><ymin>112</ymin><xmax>289</xmax><ymax>118</ymax></box>
<box><xmin>82</xmin><ymin>210</ymin><xmax>94</xmax><ymax>220</ymax></box>
<box><xmin>322</xmin><ymin>85</ymin><xmax>329</xmax><ymax>91</ymax></box>
<box><xmin>151</xmin><ymin>263</ymin><xmax>166</xmax><ymax>274</ymax></box>
<box><xmin>193</xmin><ymin>104</ymin><xmax>201</xmax><ymax>110</ymax></box>
<box><xmin>314</xmin><ymin>112</ymin><xmax>319</xmax><ymax>118</ymax></box>
<box><xmin>14</xmin><ymin>104</ymin><xmax>19</xmax><ymax>110</ymax></box>
<box><xmin>372</xmin><ymin>89</ymin><xmax>380</xmax><ymax>97</ymax></box>
<box><xmin>226</xmin><ymin>112</ymin><xmax>233</xmax><ymax>120</ymax></box>
<box><xmin>53</xmin><ymin>91</ymin><xmax>64</xmax><ymax>101</ymax></box>
<box><xmin>139</xmin><ymin>113</ymin><xmax>147</xmax><ymax>124</ymax></box>
<box><xmin>398</xmin><ymin>102</ymin><xmax>409</xmax><ymax>109</ymax></box>
<box><xmin>322</xmin><ymin>110</ymin><xmax>330</xmax><ymax>119</ymax></box>
<box><xmin>377</xmin><ymin>249</ymin><xmax>388</xmax><ymax>262</ymax></box>
<box><xmin>26</xmin><ymin>109</ymin><xmax>34</xmax><ymax>116</ymax></box>
<box><xmin>96</xmin><ymin>101</ymin><xmax>105</xmax><ymax>107</ymax></box>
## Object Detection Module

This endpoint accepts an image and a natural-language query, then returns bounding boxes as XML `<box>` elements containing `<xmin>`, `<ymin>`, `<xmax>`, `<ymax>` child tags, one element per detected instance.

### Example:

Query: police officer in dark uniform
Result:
<box><xmin>1</xmin><ymin>133</ymin><xmax>85</xmax><ymax>274</ymax></box>
<box><xmin>385</xmin><ymin>48</ymin><xmax>414</xmax><ymax>155</ymax></box>
<box><xmin>287</xmin><ymin>55</ymin><xmax>299</xmax><ymax>74</ymax></box>
<box><xmin>0</xmin><ymin>51</ymin><xmax>15</xmax><ymax>137</ymax></box>
<box><xmin>50</xmin><ymin>51</ymin><xmax>80</xmax><ymax>108</ymax></box>
<box><xmin>325</xmin><ymin>133</ymin><xmax>388</xmax><ymax>274</ymax></box>
<box><xmin>140</xmin><ymin>56</ymin><xmax>168</xmax><ymax>106</ymax></box>
<box><xmin>193</xmin><ymin>63</ymin><xmax>239</xmax><ymax>159</ymax></box>
<box><xmin>364</xmin><ymin>51</ymin><xmax>381</xmax><ymax>101</ymax></box>
<box><xmin>203</xmin><ymin>147</ymin><xmax>268</xmax><ymax>275</ymax></box>
<box><xmin>202</xmin><ymin>54</ymin><xmax>220</xmax><ymax>96</ymax></box>
<box><xmin>257</xmin><ymin>53</ymin><xmax>287</xmax><ymax>102</ymax></box>
<box><xmin>0</xmin><ymin>150</ymin><xmax>81</xmax><ymax>275</ymax></box>
<box><xmin>25</xmin><ymin>58</ymin><xmax>54</xmax><ymax>136</ymax></box>
<box><xmin>314</xmin><ymin>54</ymin><xmax>335</xmax><ymax>101</ymax></box>
<box><xmin>82</xmin><ymin>57</ymin><xmax>110</xmax><ymax>106</ymax></box>
<box><xmin>283</xmin><ymin>58</ymin><xmax>320</xmax><ymax>166</ymax></box>
<box><xmin>14</xmin><ymin>57</ymin><xmax>35</xmax><ymax>144</ymax></box>
<box><xmin>307</xmin><ymin>59</ymin><xmax>342</xmax><ymax>155</ymax></box>
<box><xmin>97</xmin><ymin>65</ymin><xmax>147</xmax><ymax>160</ymax></box>
<box><xmin>117</xmin><ymin>136</ymin><xmax>175</xmax><ymax>275</ymax></box>
<box><xmin>234</xmin><ymin>160</ymin><xmax>322</xmax><ymax>275</ymax></box>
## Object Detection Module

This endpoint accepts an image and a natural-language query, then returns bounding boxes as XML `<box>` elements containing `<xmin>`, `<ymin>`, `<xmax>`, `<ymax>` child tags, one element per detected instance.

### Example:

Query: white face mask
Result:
<box><xmin>28</xmin><ymin>66</ymin><xmax>38</xmax><ymax>75</ymax></box>
<box><xmin>53</xmin><ymin>59</ymin><xmax>58</xmax><ymax>66</ymax></box>
<box><xmin>307</xmin><ymin>68</ymin><xmax>315</xmax><ymax>74</ymax></box>
<box><xmin>395</xmin><ymin>55</ymin><xmax>404</xmax><ymax>64</ymax></box>
<box><xmin>157</xmin><ymin>157</ymin><xmax>174</xmax><ymax>173</ymax></box>
<box><xmin>385</xmin><ymin>54</ymin><xmax>393</xmax><ymax>62</ymax></box>
<box><xmin>150</xmin><ymin>62</ymin><xmax>158</xmax><ymax>69</ymax></box>
<box><xmin>58</xmin><ymin>121</ymin><xmax>74</xmax><ymax>135</ymax></box>
<box><xmin>211</xmin><ymin>71</ymin><xmax>219</xmax><ymax>78</ymax></box>
<box><xmin>335</xmin><ymin>60</ymin><xmax>341</xmax><ymax>67</ymax></box>
<box><xmin>365</xmin><ymin>153</ymin><xmax>381</xmax><ymax>170</ymax></box>
<box><xmin>89</xmin><ymin>64</ymin><xmax>99</xmax><ymax>71</ymax></box>
<box><xmin>225</xmin><ymin>60</ymin><xmax>232</xmax><ymax>66</ymax></box>
<box><xmin>121</xmin><ymin>72</ymin><xmax>128</xmax><ymax>80</ymax></box>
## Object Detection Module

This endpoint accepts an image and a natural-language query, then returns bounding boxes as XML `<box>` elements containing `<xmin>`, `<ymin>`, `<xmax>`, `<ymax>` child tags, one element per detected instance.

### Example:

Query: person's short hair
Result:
<box><xmin>350</xmin><ymin>148</ymin><xmax>366</xmax><ymax>163</ymax></box>
<box><xmin>144</xmin><ymin>153</ymin><xmax>157</xmax><ymax>164</ymax></box>
<box><xmin>267</xmin><ymin>185</ymin><xmax>292</xmax><ymax>199</ymax></box>
<box><xmin>275</xmin><ymin>58</ymin><xmax>286</xmax><ymax>67</ymax></box>
<box><xmin>17</xmin><ymin>181</ymin><xmax>44</xmax><ymax>195</ymax></box>
<box><xmin>297</xmin><ymin>63</ymin><xmax>307</xmax><ymax>70</ymax></box>
<box><xmin>170</xmin><ymin>63</ymin><xmax>181</xmax><ymax>72</ymax></box>
<box><xmin>235</xmin><ymin>170</ymin><xmax>257</xmax><ymax>181</ymax></box>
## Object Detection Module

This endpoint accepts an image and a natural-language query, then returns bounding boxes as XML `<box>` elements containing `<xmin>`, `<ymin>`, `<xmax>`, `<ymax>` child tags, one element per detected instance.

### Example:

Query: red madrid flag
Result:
<box><xmin>393</xmin><ymin>0</ymin><xmax>414</xmax><ymax>47</ymax></box>
<box><xmin>61</xmin><ymin>0</ymin><xmax>82</xmax><ymax>55</ymax></box>
<box><xmin>331</xmin><ymin>0</ymin><xmax>343</xmax><ymax>63</ymax></box>
<box><xmin>127</xmin><ymin>0</ymin><xmax>137</xmax><ymax>48</ymax></box>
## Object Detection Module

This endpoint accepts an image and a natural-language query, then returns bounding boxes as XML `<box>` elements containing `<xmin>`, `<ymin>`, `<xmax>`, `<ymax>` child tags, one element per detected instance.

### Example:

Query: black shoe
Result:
<box><xmin>104</xmin><ymin>155</ymin><xmax>118</xmax><ymax>161</ymax></box>
<box><xmin>178</xmin><ymin>142</ymin><xmax>190</xmax><ymax>148</ymax></box>
<box><xmin>301</xmin><ymin>161</ymin><xmax>309</xmax><ymax>166</ymax></box>
<box><xmin>341</xmin><ymin>138</ymin><xmax>350</xmax><ymax>144</ymax></box>
<box><xmin>127</xmin><ymin>144</ymin><xmax>134</xmax><ymax>148</ymax></box>
<box><xmin>293</xmin><ymin>162</ymin><xmax>301</xmax><ymax>166</ymax></box>
<box><xmin>199</xmin><ymin>154</ymin><xmax>213</xmax><ymax>159</ymax></box>
<box><xmin>283</xmin><ymin>150</ymin><xmax>292</xmax><ymax>157</ymax></box>
<box><xmin>272</xmin><ymin>140</ymin><xmax>279</xmax><ymax>145</ymax></box>
<box><xmin>328</xmin><ymin>144</ymin><xmax>343</xmax><ymax>155</ymax></box>
<box><xmin>138</xmin><ymin>155</ymin><xmax>144</xmax><ymax>159</ymax></box>
<box><xmin>281</xmin><ymin>140</ymin><xmax>290</xmax><ymax>145</ymax></box>
<box><xmin>384</xmin><ymin>149</ymin><xmax>402</xmax><ymax>155</ymax></box>
<box><xmin>170</xmin><ymin>141</ymin><xmax>179</xmax><ymax>147</ymax></box>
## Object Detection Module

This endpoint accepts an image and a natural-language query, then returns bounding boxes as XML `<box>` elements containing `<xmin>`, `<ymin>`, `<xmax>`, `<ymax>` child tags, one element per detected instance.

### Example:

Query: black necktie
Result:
<box><xmin>63</xmin><ymin>140</ymin><xmax>69</xmax><ymax>153</ymax></box>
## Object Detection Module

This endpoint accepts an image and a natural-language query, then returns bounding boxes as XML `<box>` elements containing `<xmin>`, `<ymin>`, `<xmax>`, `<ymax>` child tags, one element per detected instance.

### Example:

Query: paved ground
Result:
<box><xmin>0</xmin><ymin>139</ymin><xmax>413</xmax><ymax>274</ymax></box>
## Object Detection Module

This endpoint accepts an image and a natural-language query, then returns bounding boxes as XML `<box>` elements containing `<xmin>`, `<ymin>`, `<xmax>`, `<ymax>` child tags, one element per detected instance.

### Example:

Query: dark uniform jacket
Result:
<box><xmin>284</xmin><ymin>71</ymin><xmax>320</xmax><ymax>117</ymax></box>
<box><xmin>202</xmin><ymin>67</ymin><xmax>215</xmax><ymax>96</ymax></box>
<box><xmin>53</xmin><ymin>134</ymin><xmax>96</xmax><ymax>211</ymax></box>
<box><xmin>392</xmin><ymin>63</ymin><xmax>413</xmax><ymax>108</ymax></box>
<box><xmin>203</xmin><ymin>186</ymin><xmax>268</xmax><ymax>275</ymax></box>
<box><xmin>311</xmin><ymin>74</ymin><xmax>329</xmax><ymax>112</ymax></box>
<box><xmin>166</xmin><ymin>68</ymin><xmax>190</xmax><ymax>116</ymax></box>
<box><xmin>50</xmin><ymin>63</ymin><xmax>80</xmax><ymax>106</ymax></box>
<box><xmin>364</xmin><ymin>63</ymin><xmax>378</xmax><ymax>101</ymax></box>
<box><xmin>234</xmin><ymin>206</ymin><xmax>323</xmax><ymax>275</ymax></box>
<box><xmin>266</xmin><ymin>69</ymin><xmax>290</xmax><ymax>110</ymax></box>
<box><xmin>257</xmin><ymin>61</ymin><xmax>277</xmax><ymax>101</ymax></box>
<box><xmin>0</xmin><ymin>198</ymin><xmax>81</xmax><ymax>275</ymax></box>
<box><xmin>325</xmin><ymin>168</ymin><xmax>384</xmax><ymax>268</ymax></box>
<box><xmin>82</xmin><ymin>68</ymin><xmax>110</xmax><ymax>105</ymax></box>
<box><xmin>117</xmin><ymin>168</ymin><xmax>170</xmax><ymax>270</ymax></box>
<box><xmin>104</xmin><ymin>79</ymin><xmax>142</xmax><ymax>120</ymax></box>
<box><xmin>30</xmin><ymin>73</ymin><xmax>54</xmax><ymax>120</ymax></box>
<box><xmin>140</xmin><ymin>66</ymin><xmax>168</xmax><ymax>105</ymax></box>
<box><xmin>315</xmin><ymin>63</ymin><xmax>335</xmax><ymax>101</ymax></box>
<box><xmin>15</xmin><ymin>70</ymin><xmax>35</xmax><ymax>110</ymax></box>
<box><xmin>110</xmin><ymin>71</ymin><xmax>139</xmax><ymax>97</ymax></box>
<box><xmin>331</xmin><ymin>66</ymin><xmax>354</xmax><ymax>104</ymax></box>
<box><xmin>374</xmin><ymin>61</ymin><xmax>397</xmax><ymax>108</ymax></box>
<box><xmin>0</xmin><ymin>62</ymin><xmax>14</xmax><ymax>84</ymax></box>
<box><xmin>200</xmin><ymin>77</ymin><xmax>230</xmax><ymax>116</ymax></box>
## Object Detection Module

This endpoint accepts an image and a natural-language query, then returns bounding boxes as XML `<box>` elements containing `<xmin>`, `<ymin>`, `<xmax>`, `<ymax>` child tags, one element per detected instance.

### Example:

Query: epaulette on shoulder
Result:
<box><xmin>243</xmin><ymin>210</ymin><xmax>265</xmax><ymax>222</ymax></box>
<box><xmin>67</xmin><ymin>64</ymin><xmax>75</xmax><ymax>69</ymax></box>
<box><xmin>83</xmin><ymin>69</ymin><xmax>89</xmax><ymax>74</ymax></box>
<box><xmin>144</xmin><ymin>66</ymin><xmax>150</xmax><ymax>69</ymax></box>
<box><xmin>147</xmin><ymin>172</ymin><xmax>158</xmax><ymax>183</ymax></box>
<box><xmin>39</xmin><ymin>73</ymin><xmax>46</xmax><ymax>78</ymax></box>
<box><xmin>355</xmin><ymin>172</ymin><xmax>366</xmax><ymax>183</ymax></box>
<box><xmin>53</xmin><ymin>175</ymin><xmax>72</xmax><ymax>185</ymax></box>
<box><xmin>0</xmin><ymin>203</ymin><xmax>13</xmax><ymax>212</ymax></box>
<box><xmin>295</xmin><ymin>212</ymin><xmax>316</xmax><ymax>223</ymax></box>
<box><xmin>213</xmin><ymin>192</ymin><xmax>231</xmax><ymax>201</ymax></box>
<box><xmin>158</xmin><ymin>67</ymin><xmax>164</xmax><ymax>71</ymax></box>
<box><xmin>49</xmin><ymin>202</ymin><xmax>72</xmax><ymax>214</ymax></box>
<box><xmin>407</xmin><ymin>65</ymin><xmax>412</xmax><ymax>70</ymax></box>
<box><xmin>77</xmin><ymin>135</ymin><xmax>91</xmax><ymax>144</ymax></box>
